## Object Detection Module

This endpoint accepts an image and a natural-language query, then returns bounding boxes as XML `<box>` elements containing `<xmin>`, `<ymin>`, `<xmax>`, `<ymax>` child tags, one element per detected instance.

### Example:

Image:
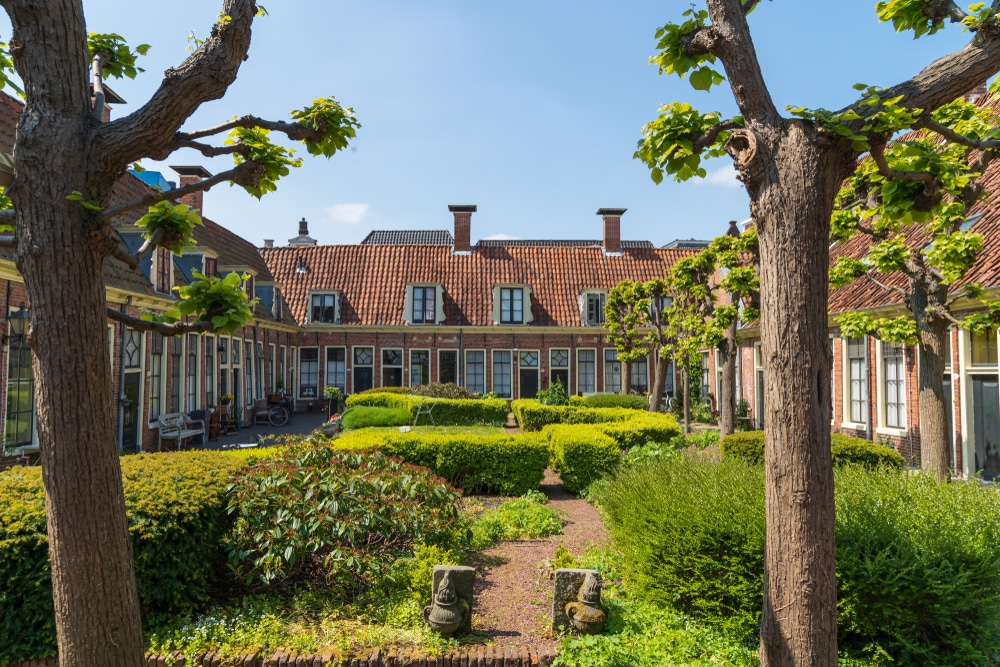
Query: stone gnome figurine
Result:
<box><xmin>564</xmin><ymin>571</ymin><xmax>607</xmax><ymax>634</ymax></box>
<box><xmin>423</xmin><ymin>570</ymin><xmax>468</xmax><ymax>637</ymax></box>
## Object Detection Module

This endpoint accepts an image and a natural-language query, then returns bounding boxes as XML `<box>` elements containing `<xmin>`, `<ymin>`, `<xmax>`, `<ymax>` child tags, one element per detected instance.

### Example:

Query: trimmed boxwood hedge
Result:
<box><xmin>720</xmin><ymin>431</ymin><xmax>905</xmax><ymax>469</ymax></box>
<box><xmin>333</xmin><ymin>430</ymin><xmax>549</xmax><ymax>495</ymax></box>
<box><xmin>569</xmin><ymin>394</ymin><xmax>648</xmax><ymax>410</ymax></box>
<box><xmin>0</xmin><ymin>451</ymin><xmax>245</xmax><ymax>663</ymax></box>
<box><xmin>544</xmin><ymin>425</ymin><xmax>621</xmax><ymax>494</ymax></box>
<box><xmin>345</xmin><ymin>392</ymin><xmax>508</xmax><ymax>426</ymax></box>
<box><xmin>511</xmin><ymin>399</ymin><xmax>680</xmax><ymax>447</ymax></box>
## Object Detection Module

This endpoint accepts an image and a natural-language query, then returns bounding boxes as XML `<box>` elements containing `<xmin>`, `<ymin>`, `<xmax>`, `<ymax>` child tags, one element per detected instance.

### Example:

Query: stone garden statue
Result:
<box><xmin>553</xmin><ymin>568</ymin><xmax>607</xmax><ymax>634</ymax></box>
<box><xmin>423</xmin><ymin>569</ymin><xmax>469</xmax><ymax>637</ymax></box>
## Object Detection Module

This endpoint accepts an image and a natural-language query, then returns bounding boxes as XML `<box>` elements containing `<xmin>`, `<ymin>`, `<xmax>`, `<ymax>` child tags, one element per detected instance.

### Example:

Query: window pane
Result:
<box><xmin>411</xmin><ymin>350</ymin><xmax>430</xmax><ymax>387</ymax></box>
<box><xmin>552</xmin><ymin>349</ymin><xmax>569</xmax><ymax>368</ymax></box>
<box><xmin>326</xmin><ymin>347</ymin><xmax>346</xmax><ymax>393</ymax></box>
<box><xmin>466</xmin><ymin>351</ymin><xmax>485</xmax><ymax>394</ymax></box>
<box><xmin>577</xmin><ymin>350</ymin><xmax>596</xmax><ymax>394</ymax></box>
<box><xmin>604</xmin><ymin>349</ymin><xmax>621</xmax><ymax>394</ymax></box>
<box><xmin>440</xmin><ymin>351</ymin><xmax>458</xmax><ymax>384</ymax></box>
<box><xmin>300</xmin><ymin>348</ymin><xmax>319</xmax><ymax>398</ymax></box>
<box><xmin>355</xmin><ymin>347</ymin><xmax>373</xmax><ymax>366</ymax></box>
<box><xmin>492</xmin><ymin>351</ymin><xmax>512</xmax><ymax>397</ymax></box>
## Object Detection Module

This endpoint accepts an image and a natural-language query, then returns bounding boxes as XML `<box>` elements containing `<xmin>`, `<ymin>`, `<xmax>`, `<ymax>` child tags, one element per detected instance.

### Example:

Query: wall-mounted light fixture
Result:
<box><xmin>2</xmin><ymin>303</ymin><xmax>28</xmax><ymax>347</ymax></box>
<box><xmin>295</xmin><ymin>255</ymin><xmax>309</xmax><ymax>274</ymax></box>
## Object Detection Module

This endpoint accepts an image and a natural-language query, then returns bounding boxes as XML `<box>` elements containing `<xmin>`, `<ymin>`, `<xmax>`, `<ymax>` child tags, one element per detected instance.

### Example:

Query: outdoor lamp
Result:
<box><xmin>3</xmin><ymin>303</ymin><xmax>28</xmax><ymax>347</ymax></box>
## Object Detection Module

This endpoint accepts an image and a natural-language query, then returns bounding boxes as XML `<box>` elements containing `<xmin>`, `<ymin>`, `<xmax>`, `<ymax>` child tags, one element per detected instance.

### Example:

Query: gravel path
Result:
<box><xmin>470</xmin><ymin>469</ymin><xmax>608</xmax><ymax>647</ymax></box>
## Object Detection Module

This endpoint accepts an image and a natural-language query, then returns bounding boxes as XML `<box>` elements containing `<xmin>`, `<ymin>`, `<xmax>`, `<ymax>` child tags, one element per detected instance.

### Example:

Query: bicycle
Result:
<box><xmin>267</xmin><ymin>394</ymin><xmax>295</xmax><ymax>427</ymax></box>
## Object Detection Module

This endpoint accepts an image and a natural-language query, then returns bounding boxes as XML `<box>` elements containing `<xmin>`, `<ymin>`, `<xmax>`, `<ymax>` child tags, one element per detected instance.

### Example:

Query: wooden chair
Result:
<box><xmin>218</xmin><ymin>406</ymin><xmax>239</xmax><ymax>436</ymax></box>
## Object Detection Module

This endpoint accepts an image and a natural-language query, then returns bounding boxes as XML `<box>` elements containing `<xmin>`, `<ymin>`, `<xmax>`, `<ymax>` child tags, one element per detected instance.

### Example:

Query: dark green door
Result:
<box><xmin>973</xmin><ymin>375</ymin><xmax>1000</xmax><ymax>479</ymax></box>
<box><xmin>121</xmin><ymin>372</ymin><xmax>141</xmax><ymax>454</ymax></box>
<box><xmin>520</xmin><ymin>369</ymin><xmax>538</xmax><ymax>399</ymax></box>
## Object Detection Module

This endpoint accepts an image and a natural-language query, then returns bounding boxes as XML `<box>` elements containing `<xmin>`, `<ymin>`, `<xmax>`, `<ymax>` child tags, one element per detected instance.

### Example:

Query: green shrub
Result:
<box><xmin>346</xmin><ymin>392</ymin><xmax>508</xmax><ymax>426</ymax></box>
<box><xmin>511</xmin><ymin>399</ymin><xmax>679</xmax><ymax>448</ymax></box>
<box><xmin>545</xmin><ymin>425</ymin><xmax>621</xmax><ymax>494</ymax></box>
<box><xmin>0</xmin><ymin>451</ymin><xmax>245</xmax><ymax>663</ymax></box>
<box><xmin>721</xmin><ymin>431</ymin><xmax>904</xmax><ymax>470</ymax></box>
<box><xmin>226</xmin><ymin>447</ymin><xmax>462</xmax><ymax>589</ymax></box>
<box><xmin>471</xmin><ymin>492</ymin><xmax>563</xmax><ymax>546</ymax></box>
<box><xmin>569</xmin><ymin>393</ymin><xmax>648</xmax><ymax>410</ymax></box>
<box><xmin>595</xmin><ymin>413</ymin><xmax>680</xmax><ymax>449</ymax></box>
<box><xmin>340</xmin><ymin>406</ymin><xmax>412</xmax><ymax>429</ymax></box>
<box><xmin>409</xmin><ymin>382</ymin><xmax>476</xmax><ymax>399</ymax></box>
<box><xmin>536</xmin><ymin>377</ymin><xmax>570</xmax><ymax>406</ymax></box>
<box><xmin>356</xmin><ymin>386</ymin><xmax>412</xmax><ymax>395</ymax></box>
<box><xmin>334</xmin><ymin>430</ymin><xmax>549</xmax><ymax>495</ymax></box>
<box><xmin>594</xmin><ymin>456</ymin><xmax>1000</xmax><ymax>664</ymax></box>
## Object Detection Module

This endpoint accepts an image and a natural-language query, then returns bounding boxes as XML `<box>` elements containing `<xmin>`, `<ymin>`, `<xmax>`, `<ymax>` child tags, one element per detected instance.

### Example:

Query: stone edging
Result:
<box><xmin>11</xmin><ymin>645</ymin><xmax>558</xmax><ymax>666</ymax></box>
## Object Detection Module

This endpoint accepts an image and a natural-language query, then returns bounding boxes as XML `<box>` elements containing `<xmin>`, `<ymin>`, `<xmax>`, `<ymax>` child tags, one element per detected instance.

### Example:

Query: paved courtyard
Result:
<box><xmin>206</xmin><ymin>411</ymin><xmax>330</xmax><ymax>450</ymax></box>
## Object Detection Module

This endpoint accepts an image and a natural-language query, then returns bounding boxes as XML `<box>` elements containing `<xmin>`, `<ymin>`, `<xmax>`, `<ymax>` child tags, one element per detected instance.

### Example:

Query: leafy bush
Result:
<box><xmin>594</xmin><ymin>413</ymin><xmax>680</xmax><ymax>449</ymax></box>
<box><xmin>569</xmin><ymin>393</ymin><xmax>648</xmax><ymax>410</ymax></box>
<box><xmin>334</xmin><ymin>430</ymin><xmax>549</xmax><ymax>495</ymax></box>
<box><xmin>340</xmin><ymin>406</ymin><xmax>411</xmax><ymax>429</ymax></box>
<box><xmin>512</xmin><ymin>399</ymin><xmax>680</xmax><ymax>447</ymax></box>
<box><xmin>536</xmin><ymin>377</ymin><xmax>570</xmax><ymax>406</ymax></box>
<box><xmin>409</xmin><ymin>382</ymin><xmax>477</xmax><ymax>399</ymax></box>
<box><xmin>346</xmin><ymin>392</ymin><xmax>508</xmax><ymax>426</ymax></box>
<box><xmin>594</xmin><ymin>456</ymin><xmax>1000</xmax><ymax>664</ymax></box>
<box><xmin>0</xmin><ymin>452</ymin><xmax>245</xmax><ymax>663</ymax></box>
<box><xmin>355</xmin><ymin>386</ymin><xmax>412</xmax><ymax>395</ymax></box>
<box><xmin>226</xmin><ymin>446</ymin><xmax>462</xmax><ymax>589</ymax></box>
<box><xmin>721</xmin><ymin>431</ymin><xmax>904</xmax><ymax>470</ymax></box>
<box><xmin>545</xmin><ymin>425</ymin><xmax>621</xmax><ymax>494</ymax></box>
<box><xmin>471</xmin><ymin>492</ymin><xmax>563</xmax><ymax>546</ymax></box>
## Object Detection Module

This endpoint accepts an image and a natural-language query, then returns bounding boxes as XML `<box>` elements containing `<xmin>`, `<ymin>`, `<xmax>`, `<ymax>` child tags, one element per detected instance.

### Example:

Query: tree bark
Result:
<box><xmin>751</xmin><ymin>121</ymin><xmax>855</xmax><ymax>667</ymax></box>
<box><xmin>719</xmin><ymin>319</ymin><xmax>738</xmax><ymax>436</ymax></box>
<box><xmin>911</xmin><ymin>283</ymin><xmax>952</xmax><ymax>480</ymax></box>
<box><xmin>682</xmin><ymin>356</ymin><xmax>691</xmax><ymax>434</ymax></box>
<box><xmin>649</xmin><ymin>348</ymin><xmax>668</xmax><ymax>412</ymax></box>
<box><xmin>621</xmin><ymin>358</ymin><xmax>632</xmax><ymax>396</ymax></box>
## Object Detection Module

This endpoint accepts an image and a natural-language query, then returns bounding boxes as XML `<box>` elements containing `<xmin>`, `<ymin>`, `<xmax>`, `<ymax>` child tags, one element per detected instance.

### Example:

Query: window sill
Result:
<box><xmin>839</xmin><ymin>422</ymin><xmax>868</xmax><ymax>433</ymax></box>
<box><xmin>875</xmin><ymin>426</ymin><xmax>907</xmax><ymax>437</ymax></box>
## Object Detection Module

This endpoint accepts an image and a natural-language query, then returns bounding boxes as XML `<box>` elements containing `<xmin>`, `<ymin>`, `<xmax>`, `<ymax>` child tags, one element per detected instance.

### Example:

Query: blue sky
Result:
<box><xmin>2</xmin><ymin>1</ymin><xmax>977</xmax><ymax>246</ymax></box>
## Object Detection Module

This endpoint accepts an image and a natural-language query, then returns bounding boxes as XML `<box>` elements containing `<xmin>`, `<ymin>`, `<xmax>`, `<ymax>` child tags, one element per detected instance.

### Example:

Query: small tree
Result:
<box><xmin>830</xmin><ymin>96</ymin><xmax>1000</xmax><ymax>480</ymax></box>
<box><xmin>604</xmin><ymin>280</ymin><xmax>651</xmax><ymax>396</ymax></box>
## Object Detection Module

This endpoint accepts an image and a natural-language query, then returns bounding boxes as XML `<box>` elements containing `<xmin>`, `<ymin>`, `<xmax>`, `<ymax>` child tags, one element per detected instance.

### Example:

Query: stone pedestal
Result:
<box><xmin>553</xmin><ymin>568</ymin><xmax>606</xmax><ymax>633</ymax></box>
<box><xmin>431</xmin><ymin>565</ymin><xmax>475</xmax><ymax>635</ymax></box>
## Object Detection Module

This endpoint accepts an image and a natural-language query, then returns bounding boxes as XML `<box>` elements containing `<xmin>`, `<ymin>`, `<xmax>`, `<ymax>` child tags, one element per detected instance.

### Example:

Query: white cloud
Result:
<box><xmin>482</xmin><ymin>233</ymin><xmax>521</xmax><ymax>241</ymax></box>
<box><xmin>695</xmin><ymin>165</ymin><xmax>742</xmax><ymax>188</ymax></box>
<box><xmin>326</xmin><ymin>202</ymin><xmax>370</xmax><ymax>225</ymax></box>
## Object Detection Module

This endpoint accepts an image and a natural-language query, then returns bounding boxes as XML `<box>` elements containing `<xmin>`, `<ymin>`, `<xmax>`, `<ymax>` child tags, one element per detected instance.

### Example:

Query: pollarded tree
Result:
<box><xmin>830</xmin><ymin>96</ymin><xmax>1000</xmax><ymax>480</ymax></box>
<box><xmin>604</xmin><ymin>279</ymin><xmax>651</xmax><ymax>397</ymax></box>
<box><xmin>634</xmin><ymin>1</ymin><xmax>1000</xmax><ymax>664</ymax></box>
<box><xmin>0</xmin><ymin>3</ymin><xmax>358</xmax><ymax>666</ymax></box>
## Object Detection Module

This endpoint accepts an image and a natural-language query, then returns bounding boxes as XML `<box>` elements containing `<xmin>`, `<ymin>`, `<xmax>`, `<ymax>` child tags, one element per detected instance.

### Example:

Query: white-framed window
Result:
<box><xmin>153</xmin><ymin>247</ymin><xmax>172</xmax><ymax>295</ymax></box>
<box><xmin>465</xmin><ymin>350</ymin><xmax>486</xmax><ymax>393</ymax></box>
<box><xmin>604</xmin><ymin>349</ymin><xmax>621</xmax><ymax>393</ymax></box>
<box><xmin>186</xmin><ymin>333</ymin><xmax>200</xmax><ymax>410</ymax></box>
<box><xmin>309</xmin><ymin>292</ymin><xmax>340</xmax><ymax>324</ymax></box>
<box><xmin>970</xmin><ymin>328</ymin><xmax>998</xmax><ymax>366</ymax></box>
<box><xmin>279</xmin><ymin>345</ymin><xmax>287</xmax><ymax>391</ymax></box>
<box><xmin>149</xmin><ymin>333</ymin><xmax>165</xmax><ymax>421</ymax></box>
<box><xmin>204</xmin><ymin>335</ymin><xmax>216</xmax><ymax>407</ymax></box>
<box><xmin>218</xmin><ymin>336</ymin><xmax>230</xmax><ymax>400</ymax></box>
<box><xmin>551</xmin><ymin>348</ymin><xmax>570</xmax><ymax>390</ymax></box>
<box><xmin>630</xmin><ymin>356</ymin><xmax>649</xmax><ymax>394</ymax></box>
<box><xmin>500</xmin><ymin>287</ymin><xmax>523</xmax><ymax>324</ymax></box>
<box><xmin>715</xmin><ymin>349</ymin><xmax>724</xmax><ymax>404</ymax></box>
<box><xmin>438</xmin><ymin>349</ymin><xmax>458</xmax><ymax>385</ymax></box>
<box><xmin>649</xmin><ymin>296</ymin><xmax>673</xmax><ymax>323</ymax></box>
<box><xmin>299</xmin><ymin>347</ymin><xmax>319</xmax><ymax>398</ymax></box>
<box><xmin>411</xmin><ymin>286</ymin><xmax>437</xmax><ymax>324</ymax></box>
<box><xmin>700</xmin><ymin>352</ymin><xmax>711</xmax><ymax>399</ymax></box>
<box><xmin>352</xmin><ymin>346</ymin><xmax>374</xmax><ymax>392</ymax></box>
<box><xmin>4</xmin><ymin>307</ymin><xmax>34</xmax><ymax>447</ymax></box>
<box><xmin>582</xmin><ymin>291</ymin><xmax>607</xmax><ymax>326</ymax></box>
<box><xmin>410</xmin><ymin>349</ymin><xmax>430</xmax><ymax>387</ymax></box>
<box><xmin>382</xmin><ymin>348</ymin><xmax>404</xmax><ymax>387</ymax></box>
<box><xmin>577</xmin><ymin>349</ymin><xmax>596</xmax><ymax>394</ymax></box>
<box><xmin>325</xmin><ymin>347</ymin><xmax>347</xmax><ymax>394</ymax></box>
<box><xmin>881</xmin><ymin>341</ymin><xmax>906</xmax><ymax>430</ymax></box>
<box><xmin>268</xmin><ymin>344</ymin><xmax>276</xmax><ymax>392</ymax></box>
<box><xmin>845</xmin><ymin>336</ymin><xmax>868</xmax><ymax>425</ymax></box>
<box><xmin>492</xmin><ymin>350</ymin><xmax>512</xmax><ymax>397</ymax></box>
<box><xmin>245</xmin><ymin>339</ymin><xmax>254</xmax><ymax>408</ymax></box>
<box><xmin>169</xmin><ymin>335</ymin><xmax>183</xmax><ymax>413</ymax></box>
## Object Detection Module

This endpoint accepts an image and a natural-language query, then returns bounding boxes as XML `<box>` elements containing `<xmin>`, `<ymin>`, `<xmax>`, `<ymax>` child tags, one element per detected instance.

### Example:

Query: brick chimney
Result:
<box><xmin>288</xmin><ymin>217</ymin><xmax>318</xmax><ymax>247</ymax></box>
<box><xmin>597</xmin><ymin>208</ymin><xmax>626</xmax><ymax>254</ymax></box>
<box><xmin>263</xmin><ymin>239</ymin><xmax>274</xmax><ymax>248</ymax></box>
<box><xmin>965</xmin><ymin>82</ymin><xmax>989</xmax><ymax>104</ymax></box>
<box><xmin>170</xmin><ymin>165</ymin><xmax>212</xmax><ymax>214</ymax></box>
<box><xmin>726</xmin><ymin>219</ymin><xmax>740</xmax><ymax>238</ymax></box>
<box><xmin>449</xmin><ymin>205</ymin><xmax>476</xmax><ymax>253</ymax></box>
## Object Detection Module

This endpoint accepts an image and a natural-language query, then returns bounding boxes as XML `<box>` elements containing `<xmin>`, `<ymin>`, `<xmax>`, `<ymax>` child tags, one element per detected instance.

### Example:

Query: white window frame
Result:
<box><xmin>876</xmin><ymin>340</ymin><xmax>907</xmax><ymax>435</ymax></box>
<box><xmin>406</xmin><ymin>284</ymin><xmax>444</xmax><ymax>325</ymax></box>
<box><xmin>185</xmin><ymin>332</ymin><xmax>200</xmax><ymax>412</ymax></box>
<box><xmin>517</xmin><ymin>349</ymin><xmax>540</xmax><ymax>398</ymax></box>
<box><xmin>410</xmin><ymin>349</ymin><xmax>431</xmax><ymax>387</ymax></box>
<box><xmin>492</xmin><ymin>349</ymin><xmax>513</xmax><ymax>398</ymax></box>
<box><xmin>582</xmin><ymin>291</ymin><xmax>607</xmax><ymax>326</ymax></box>
<box><xmin>576</xmin><ymin>348</ymin><xmax>597</xmax><ymax>395</ymax></box>
<box><xmin>841</xmin><ymin>336</ymin><xmax>869</xmax><ymax>431</ymax></box>
<box><xmin>204</xmin><ymin>335</ymin><xmax>216</xmax><ymax>408</ymax></box>
<box><xmin>438</xmin><ymin>349</ymin><xmax>459</xmax><ymax>385</ymax></box>
<box><xmin>550</xmin><ymin>348</ymin><xmax>571</xmax><ymax>390</ymax></box>
<box><xmin>465</xmin><ymin>349</ymin><xmax>486</xmax><ymax>394</ymax></box>
<box><xmin>325</xmin><ymin>346</ymin><xmax>347</xmax><ymax>394</ymax></box>
<box><xmin>307</xmin><ymin>291</ymin><xmax>340</xmax><ymax>324</ymax></box>
<box><xmin>604</xmin><ymin>348</ymin><xmax>621</xmax><ymax>394</ymax></box>
<box><xmin>299</xmin><ymin>347</ymin><xmax>320</xmax><ymax>399</ymax></box>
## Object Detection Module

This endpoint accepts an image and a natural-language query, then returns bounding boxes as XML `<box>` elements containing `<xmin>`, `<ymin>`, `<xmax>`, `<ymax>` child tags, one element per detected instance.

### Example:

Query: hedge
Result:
<box><xmin>0</xmin><ymin>451</ymin><xmax>245</xmax><ymax>663</ymax></box>
<box><xmin>333</xmin><ymin>430</ymin><xmax>549</xmax><ymax>495</ymax></box>
<box><xmin>544</xmin><ymin>425</ymin><xmax>621</xmax><ymax>494</ymax></box>
<box><xmin>595</xmin><ymin>456</ymin><xmax>1000</xmax><ymax>664</ymax></box>
<box><xmin>340</xmin><ymin>406</ymin><xmax>412</xmax><ymax>429</ymax></box>
<box><xmin>720</xmin><ymin>431</ymin><xmax>905</xmax><ymax>469</ymax></box>
<box><xmin>345</xmin><ymin>392</ymin><xmax>508</xmax><ymax>426</ymax></box>
<box><xmin>569</xmin><ymin>394</ymin><xmax>648</xmax><ymax>410</ymax></box>
<box><xmin>511</xmin><ymin>399</ymin><xmax>679</xmax><ymax>447</ymax></box>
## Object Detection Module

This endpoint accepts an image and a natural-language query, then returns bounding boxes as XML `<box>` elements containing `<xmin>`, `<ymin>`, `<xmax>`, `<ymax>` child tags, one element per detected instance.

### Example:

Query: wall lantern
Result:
<box><xmin>2</xmin><ymin>303</ymin><xmax>28</xmax><ymax>347</ymax></box>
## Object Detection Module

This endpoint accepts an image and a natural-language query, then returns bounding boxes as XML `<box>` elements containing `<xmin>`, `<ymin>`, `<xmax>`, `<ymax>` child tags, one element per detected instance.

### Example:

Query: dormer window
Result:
<box><xmin>581</xmin><ymin>291</ymin><xmax>607</xmax><ymax>326</ymax></box>
<box><xmin>490</xmin><ymin>285</ymin><xmax>533</xmax><ymax>325</ymax></box>
<box><xmin>244</xmin><ymin>275</ymin><xmax>255</xmax><ymax>298</ymax></box>
<box><xmin>405</xmin><ymin>284</ymin><xmax>443</xmax><ymax>325</ymax></box>
<box><xmin>204</xmin><ymin>256</ymin><xmax>217</xmax><ymax>278</ymax></box>
<box><xmin>310</xmin><ymin>292</ymin><xmax>339</xmax><ymax>324</ymax></box>
<box><xmin>649</xmin><ymin>296</ymin><xmax>673</xmax><ymax>323</ymax></box>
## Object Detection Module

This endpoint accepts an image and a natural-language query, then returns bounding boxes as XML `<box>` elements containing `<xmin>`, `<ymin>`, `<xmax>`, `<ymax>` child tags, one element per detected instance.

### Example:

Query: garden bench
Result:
<box><xmin>413</xmin><ymin>397</ymin><xmax>437</xmax><ymax>426</ymax></box>
<box><xmin>156</xmin><ymin>412</ymin><xmax>206</xmax><ymax>451</ymax></box>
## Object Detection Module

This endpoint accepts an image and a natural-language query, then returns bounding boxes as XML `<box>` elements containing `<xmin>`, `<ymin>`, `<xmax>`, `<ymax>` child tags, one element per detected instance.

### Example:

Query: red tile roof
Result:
<box><xmin>262</xmin><ymin>244</ymin><xmax>696</xmax><ymax>327</ymax></box>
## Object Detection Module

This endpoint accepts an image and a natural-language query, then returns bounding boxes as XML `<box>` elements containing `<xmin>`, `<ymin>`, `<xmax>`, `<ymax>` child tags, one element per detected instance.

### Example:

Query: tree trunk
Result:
<box><xmin>621</xmin><ymin>357</ymin><xmax>632</xmax><ymax>396</ymax></box>
<box><xmin>682</xmin><ymin>357</ymin><xmax>691</xmax><ymax>434</ymax></box>
<box><xmin>8</xmin><ymin>3</ymin><xmax>146</xmax><ymax>662</ymax></box>
<box><xmin>911</xmin><ymin>284</ymin><xmax>951</xmax><ymax>480</ymax></box>
<box><xmin>649</xmin><ymin>348</ymin><xmax>668</xmax><ymax>412</ymax></box>
<box><xmin>751</xmin><ymin>122</ymin><xmax>854</xmax><ymax>667</ymax></box>
<box><xmin>719</xmin><ymin>320</ymin><xmax>738</xmax><ymax>436</ymax></box>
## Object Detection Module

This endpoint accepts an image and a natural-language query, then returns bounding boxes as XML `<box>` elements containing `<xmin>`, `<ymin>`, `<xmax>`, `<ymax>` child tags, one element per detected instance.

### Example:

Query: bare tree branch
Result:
<box><xmin>916</xmin><ymin>116</ymin><xmax>1000</xmax><ymax>150</ymax></box>
<box><xmin>100</xmin><ymin>162</ymin><xmax>263</xmax><ymax>221</ymax></box>
<box><xmin>741</xmin><ymin>0</ymin><xmax>761</xmax><ymax>14</ymax></box>
<box><xmin>693</xmin><ymin>119</ymin><xmax>744</xmax><ymax>152</ymax></box>
<box><xmin>92</xmin><ymin>0</ymin><xmax>258</xmax><ymax>167</ymax></box>
<box><xmin>702</xmin><ymin>0</ymin><xmax>780</xmax><ymax>125</ymax></box>
<box><xmin>106</xmin><ymin>240</ymin><xmax>139</xmax><ymax>270</ymax></box>
<box><xmin>106</xmin><ymin>307</ymin><xmax>213</xmax><ymax>336</ymax></box>
<box><xmin>179</xmin><ymin>115</ymin><xmax>319</xmax><ymax>143</ymax></box>
<box><xmin>132</xmin><ymin>227</ymin><xmax>164</xmax><ymax>263</ymax></box>
<box><xmin>870</xmin><ymin>140</ymin><xmax>941</xmax><ymax>195</ymax></box>
<box><xmin>175</xmin><ymin>139</ymin><xmax>247</xmax><ymax>158</ymax></box>
<box><xmin>863</xmin><ymin>271</ymin><xmax>909</xmax><ymax>299</ymax></box>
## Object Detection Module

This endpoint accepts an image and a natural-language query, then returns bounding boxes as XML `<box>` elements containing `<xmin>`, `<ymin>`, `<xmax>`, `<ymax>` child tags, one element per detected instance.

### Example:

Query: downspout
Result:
<box><xmin>458</xmin><ymin>328</ymin><xmax>464</xmax><ymax>387</ymax></box>
<box><xmin>116</xmin><ymin>296</ymin><xmax>132</xmax><ymax>453</ymax></box>
<box><xmin>252</xmin><ymin>326</ymin><xmax>261</xmax><ymax>401</ymax></box>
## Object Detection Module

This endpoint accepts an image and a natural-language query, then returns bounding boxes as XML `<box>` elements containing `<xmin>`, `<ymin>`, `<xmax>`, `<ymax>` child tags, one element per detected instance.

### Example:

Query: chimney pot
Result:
<box><xmin>597</xmin><ymin>208</ymin><xmax>626</xmax><ymax>254</ymax></box>
<box><xmin>264</xmin><ymin>239</ymin><xmax>274</xmax><ymax>248</ymax></box>
<box><xmin>170</xmin><ymin>166</ymin><xmax>212</xmax><ymax>215</ymax></box>
<box><xmin>449</xmin><ymin>205</ymin><xmax>476</xmax><ymax>253</ymax></box>
<box><xmin>299</xmin><ymin>217</ymin><xmax>309</xmax><ymax>236</ymax></box>
<box><xmin>726</xmin><ymin>220</ymin><xmax>740</xmax><ymax>238</ymax></box>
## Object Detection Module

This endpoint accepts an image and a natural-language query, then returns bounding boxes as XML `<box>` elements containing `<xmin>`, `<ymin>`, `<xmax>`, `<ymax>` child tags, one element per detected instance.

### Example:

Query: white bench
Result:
<box><xmin>156</xmin><ymin>413</ymin><xmax>206</xmax><ymax>451</ymax></box>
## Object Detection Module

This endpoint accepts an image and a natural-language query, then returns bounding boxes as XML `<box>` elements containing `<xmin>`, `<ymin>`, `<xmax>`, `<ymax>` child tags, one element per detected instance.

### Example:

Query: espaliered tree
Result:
<box><xmin>830</xmin><ymin>96</ymin><xmax>1000</xmax><ymax>480</ymax></box>
<box><xmin>635</xmin><ymin>1</ymin><xmax>1000</xmax><ymax>664</ymax></box>
<box><xmin>604</xmin><ymin>279</ymin><xmax>650</xmax><ymax>397</ymax></box>
<box><xmin>0</xmin><ymin>3</ymin><xmax>358</xmax><ymax>666</ymax></box>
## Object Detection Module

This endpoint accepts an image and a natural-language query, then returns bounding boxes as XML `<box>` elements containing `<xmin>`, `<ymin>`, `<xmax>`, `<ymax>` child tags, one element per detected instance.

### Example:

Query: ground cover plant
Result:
<box><xmin>469</xmin><ymin>490</ymin><xmax>564</xmax><ymax>546</ymax></box>
<box><xmin>593</xmin><ymin>455</ymin><xmax>1000</xmax><ymax>664</ymax></box>
<box><xmin>0</xmin><ymin>451</ymin><xmax>245</xmax><ymax>663</ymax></box>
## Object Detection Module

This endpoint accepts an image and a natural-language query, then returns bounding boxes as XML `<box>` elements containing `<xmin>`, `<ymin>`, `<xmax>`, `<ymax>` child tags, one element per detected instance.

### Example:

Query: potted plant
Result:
<box><xmin>220</xmin><ymin>393</ymin><xmax>233</xmax><ymax>406</ymax></box>
<box><xmin>324</xmin><ymin>385</ymin><xmax>342</xmax><ymax>417</ymax></box>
